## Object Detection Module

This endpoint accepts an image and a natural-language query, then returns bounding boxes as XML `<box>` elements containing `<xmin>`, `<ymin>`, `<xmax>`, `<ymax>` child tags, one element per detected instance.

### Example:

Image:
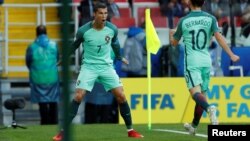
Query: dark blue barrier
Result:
<box><xmin>85</xmin><ymin>82</ymin><xmax>118</xmax><ymax>123</ymax></box>
<box><xmin>221</xmin><ymin>47</ymin><xmax>250</xmax><ymax>76</ymax></box>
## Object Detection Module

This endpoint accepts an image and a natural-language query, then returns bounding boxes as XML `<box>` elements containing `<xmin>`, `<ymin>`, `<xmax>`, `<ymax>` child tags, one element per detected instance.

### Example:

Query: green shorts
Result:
<box><xmin>75</xmin><ymin>64</ymin><xmax>122</xmax><ymax>91</ymax></box>
<box><xmin>184</xmin><ymin>67</ymin><xmax>210</xmax><ymax>92</ymax></box>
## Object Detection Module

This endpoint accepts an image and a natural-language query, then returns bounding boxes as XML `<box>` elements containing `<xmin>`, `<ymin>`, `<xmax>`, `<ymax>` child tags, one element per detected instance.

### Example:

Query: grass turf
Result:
<box><xmin>0</xmin><ymin>123</ymin><xmax>208</xmax><ymax>141</ymax></box>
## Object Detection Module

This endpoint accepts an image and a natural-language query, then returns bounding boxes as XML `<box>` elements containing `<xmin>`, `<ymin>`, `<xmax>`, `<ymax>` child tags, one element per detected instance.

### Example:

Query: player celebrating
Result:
<box><xmin>53</xmin><ymin>2</ymin><xmax>143</xmax><ymax>141</ymax></box>
<box><xmin>171</xmin><ymin>0</ymin><xmax>240</xmax><ymax>135</ymax></box>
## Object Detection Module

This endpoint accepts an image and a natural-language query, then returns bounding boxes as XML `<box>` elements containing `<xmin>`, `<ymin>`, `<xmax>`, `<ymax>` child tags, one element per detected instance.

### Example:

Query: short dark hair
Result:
<box><xmin>190</xmin><ymin>0</ymin><xmax>205</xmax><ymax>7</ymax></box>
<box><xmin>36</xmin><ymin>25</ymin><xmax>47</xmax><ymax>36</ymax></box>
<box><xmin>93</xmin><ymin>2</ymin><xmax>107</xmax><ymax>13</ymax></box>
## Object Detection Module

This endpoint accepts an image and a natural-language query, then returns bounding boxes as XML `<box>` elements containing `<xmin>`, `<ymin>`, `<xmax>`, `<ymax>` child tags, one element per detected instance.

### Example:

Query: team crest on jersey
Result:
<box><xmin>105</xmin><ymin>35</ymin><xmax>110</xmax><ymax>44</ymax></box>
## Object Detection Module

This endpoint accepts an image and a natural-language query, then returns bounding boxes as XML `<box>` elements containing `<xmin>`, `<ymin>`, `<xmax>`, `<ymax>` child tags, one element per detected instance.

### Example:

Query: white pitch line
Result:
<box><xmin>153</xmin><ymin>129</ymin><xmax>208</xmax><ymax>138</ymax></box>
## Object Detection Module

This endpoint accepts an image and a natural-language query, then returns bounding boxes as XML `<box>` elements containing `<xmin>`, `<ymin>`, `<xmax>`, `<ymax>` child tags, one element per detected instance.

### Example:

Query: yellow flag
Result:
<box><xmin>145</xmin><ymin>9</ymin><xmax>161</xmax><ymax>54</ymax></box>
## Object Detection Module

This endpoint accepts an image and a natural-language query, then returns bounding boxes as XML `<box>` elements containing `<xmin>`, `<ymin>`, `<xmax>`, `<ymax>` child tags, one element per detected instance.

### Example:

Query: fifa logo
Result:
<box><xmin>130</xmin><ymin>94</ymin><xmax>175</xmax><ymax>110</ymax></box>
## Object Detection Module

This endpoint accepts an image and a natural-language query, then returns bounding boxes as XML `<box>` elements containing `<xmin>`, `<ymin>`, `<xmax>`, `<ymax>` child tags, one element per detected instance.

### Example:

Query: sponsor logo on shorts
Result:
<box><xmin>185</xmin><ymin>74</ymin><xmax>189</xmax><ymax>83</ymax></box>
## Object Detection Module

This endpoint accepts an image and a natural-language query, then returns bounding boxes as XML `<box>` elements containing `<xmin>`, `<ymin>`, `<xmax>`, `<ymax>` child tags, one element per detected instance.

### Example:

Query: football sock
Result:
<box><xmin>192</xmin><ymin>92</ymin><xmax>209</xmax><ymax>112</ymax></box>
<box><xmin>192</xmin><ymin>104</ymin><xmax>203</xmax><ymax>127</ymax></box>
<box><xmin>119</xmin><ymin>101</ymin><xmax>132</xmax><ymax>129</ymax></box>
<box><xmin>127</xmin><ymin>129</ymin><xmax>134</xmax><ymax>132</ymax></box>
<box><xmin>69</xmin><ymin>99</ymin><xmax>80</xmax><ymax>123</ymax></box>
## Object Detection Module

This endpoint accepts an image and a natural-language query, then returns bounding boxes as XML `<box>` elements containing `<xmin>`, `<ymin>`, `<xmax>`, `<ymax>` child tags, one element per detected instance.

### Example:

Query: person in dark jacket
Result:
<box><xmin>121</xmin><ymin>26</ymin><xmax>147</xmax><ymax>77</ymax></box>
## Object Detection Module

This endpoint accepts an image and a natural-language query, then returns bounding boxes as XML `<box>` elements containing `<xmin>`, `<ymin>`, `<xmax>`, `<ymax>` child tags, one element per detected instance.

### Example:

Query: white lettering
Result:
<box><xmin>211</xmin><ymin>129</ymin><xmax>247</xmax><ymax>136</ymax></box>
<box><xmin>212</xmin><ymin>129</ymin><xmax>218</xmax><ymax>136</ymax></box>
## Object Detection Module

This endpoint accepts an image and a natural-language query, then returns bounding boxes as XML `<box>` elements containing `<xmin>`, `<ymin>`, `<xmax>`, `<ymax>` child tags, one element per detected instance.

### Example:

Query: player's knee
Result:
<box><xmin>116</xmin><ymin>93</ymin><xmax>126</xmax><ymax>104</ymax></box>
<box><xmin>111</xmin><ymin>87</ymin><xmax>127</xmax><ymax>103</ymax></box>
<box><xmin>74</xmin><ymin>89</ymin><xmax>85</xmax><ymax>102</ymax></box>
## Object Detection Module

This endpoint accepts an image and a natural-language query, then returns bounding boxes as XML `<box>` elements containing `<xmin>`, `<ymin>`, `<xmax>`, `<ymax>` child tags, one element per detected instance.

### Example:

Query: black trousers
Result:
<box><xmin>38</xmin><ymin>102</ymin><xmax>58</xmax><ymax>125</ymax></box>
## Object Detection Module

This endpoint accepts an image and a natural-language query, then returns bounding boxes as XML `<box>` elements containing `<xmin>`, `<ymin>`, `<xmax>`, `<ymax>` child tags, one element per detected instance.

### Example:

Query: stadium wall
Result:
<box><xmin>118</xmin><ymin>77</ymin><xmax>250</xmax><ymax>124</ymax></box>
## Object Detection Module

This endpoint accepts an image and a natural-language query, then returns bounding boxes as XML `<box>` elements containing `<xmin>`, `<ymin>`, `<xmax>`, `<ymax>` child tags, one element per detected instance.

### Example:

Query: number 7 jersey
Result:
<box><xmin>75</xmin><ymin>21</ymin><xmax>120</xmax><ymax>65</ymax></box>
<box><xmin>173</xmin><ymin>10</ymin><xmax>219</xmax><ymax>68</ymax></box>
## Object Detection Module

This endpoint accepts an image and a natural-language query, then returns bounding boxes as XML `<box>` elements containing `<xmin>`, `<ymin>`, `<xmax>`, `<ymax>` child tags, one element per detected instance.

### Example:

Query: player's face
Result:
<box><xmin>94</xmin><ymin>8</ymin><xmax>108</xmax><ymax>24</ymax></box>
<box><xmin>183</xmin><ymin>0</ymin><xmax>190</xmax><ymax>7</ymax></box>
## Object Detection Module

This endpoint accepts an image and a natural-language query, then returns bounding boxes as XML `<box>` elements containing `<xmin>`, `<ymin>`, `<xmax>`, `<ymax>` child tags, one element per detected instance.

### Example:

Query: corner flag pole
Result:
<box><xmin>145</xmin><ymin>9</ymin><xmax>161</xmax><ymax>130</ymax></box>
<box><xmin>147</xmin><ymin>42</ymin><xmax>152</xmax><ymax>130</ymax></box>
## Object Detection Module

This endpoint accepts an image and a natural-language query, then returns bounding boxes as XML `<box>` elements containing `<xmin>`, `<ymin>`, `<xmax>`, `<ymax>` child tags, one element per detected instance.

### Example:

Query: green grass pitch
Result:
<box><xmin>0</xmin><ymin>123</ymin><xmax>208</xmax><ymax>141</ymax></box>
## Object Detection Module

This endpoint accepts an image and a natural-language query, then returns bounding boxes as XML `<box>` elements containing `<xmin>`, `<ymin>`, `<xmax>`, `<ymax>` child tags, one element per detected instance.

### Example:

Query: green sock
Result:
<box><xmin>69</xmin><ymin>100</ymin><xmax>80</xmax><ymax>123</ymax></box>
<box><xmin>119</xmin><ymin>101</ymin><xmax>132</xmax><ymax>130</ymax></box>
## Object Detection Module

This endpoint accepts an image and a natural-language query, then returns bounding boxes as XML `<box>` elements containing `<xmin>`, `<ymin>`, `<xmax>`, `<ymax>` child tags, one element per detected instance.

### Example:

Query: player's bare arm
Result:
<box><xmin>214</xmin><ymin>32</ymin><xmax>240</xmax><ymax>62</ymax></box>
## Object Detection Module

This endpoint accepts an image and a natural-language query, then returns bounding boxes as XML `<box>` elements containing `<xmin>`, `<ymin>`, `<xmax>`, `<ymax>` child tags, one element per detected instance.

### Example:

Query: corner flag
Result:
<box><xmin>145</xmin><ymin>9</ymin><xmax>161</xmax><ymax>54</ymax></box>
<box><xmin>145</xmin><ymin>9</ymin><xmax>161</xmax><ymax>130</ymax></box>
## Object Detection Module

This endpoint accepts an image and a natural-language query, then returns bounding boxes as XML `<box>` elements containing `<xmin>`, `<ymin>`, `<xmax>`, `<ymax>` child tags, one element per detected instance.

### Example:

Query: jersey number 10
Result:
<box><xmin>189</xmin><ymin>29</ymin><xmax>207</xmax><ymax>50</ymax></box>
